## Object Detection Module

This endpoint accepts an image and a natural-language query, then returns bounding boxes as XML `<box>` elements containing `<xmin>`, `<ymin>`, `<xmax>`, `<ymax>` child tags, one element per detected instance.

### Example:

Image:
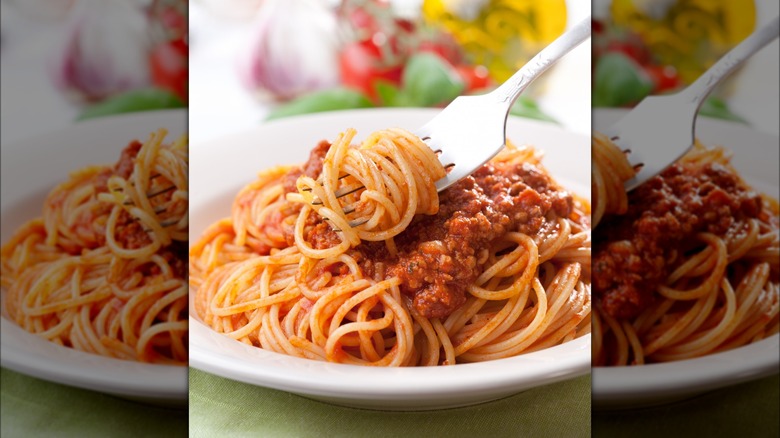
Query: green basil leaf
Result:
<box><xmin>374</xmin><ymin>81</ymin><xmax>402</xmax><ymax>106</ymax></box>
<box><xmin>593</xmin><ymin>53</ymin><xmax>654</xmax><ymax>107</ymax></box>
<box><xmin>266</xmin><ymin>88</ymin><xmax>373</xmax><ymax>121</ymax></box>
<box><xmin>77</xmin><ymin>88</ymin><xmax>185</xmax><ymax>121</ymax></box>
<box><xmin>402</xmin><ymin>53</ymin><xmax>464</xmax><ymax>107</ymax></box>
<box><xmin>375</xmin><ymin>81</ymin><xmax>418</xmax><ymax>108</ymax></box>
<box><xmin>698</xmin><ymin>96</ymin><xmax>747</xmax><ymax>123</ymax></box>
<box><xmin>509</xmin><ymin>96</ymin><xmax>559</xmax><ymax>123</ymax></box>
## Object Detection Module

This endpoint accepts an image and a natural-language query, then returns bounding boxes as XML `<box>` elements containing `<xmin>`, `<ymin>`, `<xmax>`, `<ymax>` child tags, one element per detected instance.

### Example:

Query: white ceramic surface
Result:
<box><xmin>189</xmin><ymin>108</ymin><xmax>591</xmax><ymax>411</ymax></box>
<box><xmin>592</xmin><ymin>109</ymin><xmax>780</xmax><ymax>410</ymax></box>
<box><xmin>0</xmin><ymin>110</ymin><xmax>189</xmax><ymax>405</ymax></box>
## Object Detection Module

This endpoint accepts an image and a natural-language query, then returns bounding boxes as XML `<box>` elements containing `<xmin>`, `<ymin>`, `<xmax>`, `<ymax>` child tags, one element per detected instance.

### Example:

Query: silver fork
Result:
<box><xmin>605</xmin><ymin>16</ymin><xmax>780</xmax><ymax>192</ymax></box>
<box><xmin>114</xmin><ymin>178</ymin><xmax>180</xmax><ymax>228</ymax></box>
<box><xmin>417</xmin><ymin>16</ymin><xmax>592</xmax><ymax>192</ymax></box>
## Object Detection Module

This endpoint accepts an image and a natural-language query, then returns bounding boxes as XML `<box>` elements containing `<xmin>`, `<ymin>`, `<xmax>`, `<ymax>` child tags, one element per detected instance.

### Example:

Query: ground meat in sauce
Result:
<box><xmin>114</xmin><ymin>210</ymin><xmax>153</xmax><ymax>249</ymax></box>
<box><xmin>116</xmin><ymin>141</ymin><xmax>142</xmax><ymax>179</ymax></box>
<box><xmin>54</xmin><ymin>141</ymin><xmax>144</xmax><ymax>252</ymax></box>
<box><xmin>90</xmin><ymin>141</ymin><xmax>142</xmax><ymax>194</ymax></box>
<box><xmin>58</xmin><ymin>141</ymin><xmax>186</xmax><ymax>279</ymax></box>
<box><xmin>111</xmin><ymin>141</ymin><xmax>187</xmax><ymax>278</ymax></box>
<box><xmin>282</xmin><ymin>141</ymin><xmax>330</xmax><ymax>194</ymax></box>
<box><xmin>593</xmin><ymin>161</ymin><xmax>763</xmax><ymax>320</ymax></box>
<box><xmin>279</xmin><ymin>142</ymin><xmax>574</xmax><ymax>319</ymax></box>
<box><xmin>381</xmin><ymin>162</ymin><xmax>572</xmax><ymax>319</ymax></box>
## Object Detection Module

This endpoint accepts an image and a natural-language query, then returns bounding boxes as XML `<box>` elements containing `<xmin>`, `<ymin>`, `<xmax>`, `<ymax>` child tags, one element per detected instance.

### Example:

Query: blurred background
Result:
<box><xmin>188</xmin><ymin>0</ymin><xmax>591</xmax><ymax>144</ymax></box>
<box><xmin>3</xmin><ymin>0</ymin><xmax>777</xmax><ymax>144</ymax></box>
<box><xmin>1</xmin><ymin>0</ymin><xmax>188</xmax><ymax>145</ymax></box>
<box><xmin>592</xmin><ymin>0</ymin><xmax>779</xmax><ymax>134</ymax></box>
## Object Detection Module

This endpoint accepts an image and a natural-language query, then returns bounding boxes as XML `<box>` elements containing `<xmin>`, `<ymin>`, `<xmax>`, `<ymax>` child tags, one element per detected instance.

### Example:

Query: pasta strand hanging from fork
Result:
<box><xmin>288</xmin><ymin>128</ymin><xmax>446</xmax><ymax>259</ymax></box>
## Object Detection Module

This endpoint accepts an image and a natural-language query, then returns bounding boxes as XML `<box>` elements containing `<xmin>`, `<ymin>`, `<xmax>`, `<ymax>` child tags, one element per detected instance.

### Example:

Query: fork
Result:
<box><xmin>417</xmin><ymin>16</ymin><xmax>592</xmax><ymax>192</ymax></box>
<box><xmin>112</xmin><ymin>177</ymin><xmax>180</xmax><ymax>228</ymax></box>
<box><xmin>605</xmin><ymin>16</ymin><xmax>780</xmax><ymax>192</ymax></box>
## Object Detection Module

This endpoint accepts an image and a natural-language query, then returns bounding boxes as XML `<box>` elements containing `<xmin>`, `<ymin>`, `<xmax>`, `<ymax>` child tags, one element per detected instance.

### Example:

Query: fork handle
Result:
<box><xmin>491</xmin><ymin>16</ymin><xmax>591</xmax><ymax>107</ymax></box>
<box><xmin>680</xmin><ymin>16</ymin><xmax>780</xmax><ymax>107</ymax></box>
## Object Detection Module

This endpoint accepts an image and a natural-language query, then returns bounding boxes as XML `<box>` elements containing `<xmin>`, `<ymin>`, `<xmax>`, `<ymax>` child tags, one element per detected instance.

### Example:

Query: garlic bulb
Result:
<box><xmin>239</xmin><ymin>0</ymin><xmax>341</xmax><ymax>101</ymax></box>
<box><xmin>50</xmin><ymin>0</ymin><xmax>151</xmax><ymax>102</ymax></box>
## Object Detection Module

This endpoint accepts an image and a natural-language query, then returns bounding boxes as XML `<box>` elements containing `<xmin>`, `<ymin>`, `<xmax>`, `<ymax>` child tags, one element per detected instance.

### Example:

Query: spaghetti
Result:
<box><xmin>592</xmin><ymin>135</ymin><xmax>779</xmax><ymax>366</ymax></box>
<box><xmin>591</xmin><ymin>131</ymin><xmax>636</xmax><ymax>228</ymax></box>
<box><xmin>191</xmin><ymin>128</ymin><xmax>591</xmax><ymax>366</ymax></box>
<box><xmin>1</xmin><ymin>130</ymin><xmax>189</xmax><ymax>364</ymax></box>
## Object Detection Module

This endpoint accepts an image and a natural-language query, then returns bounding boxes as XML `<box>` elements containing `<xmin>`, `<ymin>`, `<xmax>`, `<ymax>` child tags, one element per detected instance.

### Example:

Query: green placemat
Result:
<box><xmin>1</xmin><ymin>367</ymin><xmax>187</xmax><ymax>437</ymax></box>
<box><xmin>189</xmin><ymin>368</ymin><xmax>591</xmax><ymax>438</ymax></box>
<box><xmin>593</xmin><ymin>373</ymin><xmax>780</xmax><ymax>437</ymax></box>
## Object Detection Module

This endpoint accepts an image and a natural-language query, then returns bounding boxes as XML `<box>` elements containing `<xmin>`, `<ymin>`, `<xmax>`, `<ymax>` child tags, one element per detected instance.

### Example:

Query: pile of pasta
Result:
<box><xmin>592</xmin><ymin>135</ymin><xmax>779</xmax><ymax>366</ymax></box>
<box><xmin>191</xmin><ymin>128</ymin><xmax>591</xmax><ymax>366</ymax></box>
<box><xmin>1</xmin><ymin>130</ymin><xmax>189</xmax><ymax>364</ymax></box>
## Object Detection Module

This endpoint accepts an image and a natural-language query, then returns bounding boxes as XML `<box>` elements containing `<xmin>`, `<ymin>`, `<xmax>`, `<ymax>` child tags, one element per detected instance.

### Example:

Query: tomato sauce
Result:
<box><xmin>593</xmin><ymin>161</ymin><xmax>763</xmax><ymax>319</ymax></box>
<box><xmin>57</xmin><ymin>141</ymin><xmax>187</xmax><ymax>279</ymax></box>
<box><xmin>282</xmin><ymin>143</ymin><xmax>576</xmax><ymax>319</ymax></box>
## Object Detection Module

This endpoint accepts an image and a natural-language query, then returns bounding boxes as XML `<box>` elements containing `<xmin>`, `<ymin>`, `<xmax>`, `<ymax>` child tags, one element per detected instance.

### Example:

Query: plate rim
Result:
<box><xmin>1</xmin><ymin>319</ymin><xmax>187</xmax><ymax>400</ymax></box>
<box><xmin>189</xmin><ymin>318</ymin><xmax>592</xmax><ymax>399</ymax></box>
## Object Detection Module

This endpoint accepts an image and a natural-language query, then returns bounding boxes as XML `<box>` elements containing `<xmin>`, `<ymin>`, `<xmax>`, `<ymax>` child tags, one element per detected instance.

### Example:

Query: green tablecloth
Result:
<box><xmin>5</xmin><ymin>366</ymin><xmax>776</xmax><ymax>436</ymax></box>
<box><xmin>593</xmin><ymin>373</ymin><xmax>780</xmax><ymax>437</ymax></box>
<box><xmin>1</xmin><ymin>367</ymin><xmax>187</xmax><ymax>437</ymax></box>
<box><xmin>189</xmin><ymin>369</ymin><xmax>592</xmax><ymax>438</ymax></box>
<box><xmin>190</xmin><ymin>368</ymin><xmax>779</xmax><ymax>438</ymax></box>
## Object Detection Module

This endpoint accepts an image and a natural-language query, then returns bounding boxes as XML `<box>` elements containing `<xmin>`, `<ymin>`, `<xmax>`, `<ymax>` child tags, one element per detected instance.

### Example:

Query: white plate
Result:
<box><xmin>189</xmin><ymin>108</ymin><xmax>591</xmax><ymax>411</ymax></box>
<box><xmin>0</xmin><ymin>110</ymin><xmax>189</xmax><ymax>406</ymax></box>
<box><xmin>592</xmin><ymin>109</ymin><xmax>780</xmax><ymax>410</ymax></box>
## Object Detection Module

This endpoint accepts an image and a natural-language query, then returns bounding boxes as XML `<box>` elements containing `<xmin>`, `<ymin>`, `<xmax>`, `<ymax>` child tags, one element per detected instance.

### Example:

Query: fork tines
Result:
<box><xmin>309</xmin><ymin>184</ymin><xmax>365</xmax><ymax>206</ymax></box>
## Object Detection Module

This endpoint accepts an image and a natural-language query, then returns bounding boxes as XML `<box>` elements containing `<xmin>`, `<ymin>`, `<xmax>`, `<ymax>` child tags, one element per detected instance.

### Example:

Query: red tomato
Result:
<box><xmin>339</xmin><ymin>40</ymin><xmax>403</xmax><ymax>101</ymax></box>
<box><xmin>417</xmin><ymin>34</ymin><xmax>464</xmax><ymax>66</ymax></box>
<box><xmin>456</xmin><ymin>64</ymin><xmax>492</xmax><ymax>92</ymax></box>
<box><xmin>606</xmin><ymin>39</ymin><xmax>651</xmax><ymax>65</ymax></box>
<box><xmin>394</xmin><ymin>18</ymin><xmax>415</xmax><ymax>34</ymax></box>
<box><xmin>645</xmin><ymin>65</ymin><xmax>682</xmax><ymax>92</ymax></box>
<box><xmin>593</xmin><ymin>19</ymin><xmax>605</xmax><ymax>34</ymax></box>
<box><xmin>149</xmin><ymin>38</ymin><xmax>188</xmax><ymax>102</ymax></box>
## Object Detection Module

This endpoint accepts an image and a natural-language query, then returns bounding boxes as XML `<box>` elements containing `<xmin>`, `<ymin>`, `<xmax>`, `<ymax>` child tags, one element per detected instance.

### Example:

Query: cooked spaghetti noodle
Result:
<box><xmin>191</xmin><ymin>128</ymin><xmax>591</xmax><ymax>366</ymax></box>
<box><xmin>1</xmin><ymin>130</ymin><xmax>189</xmax><ymax>364</ymax></box>
<box><xmin>591</xmin><ymin>131</ymin><xmax>636</xmax><ymax>228</ymax></box>
<box><xmin>592</xmin><ymin>135</ymin><xmax>779</xmax><ymax>366</ymax></box>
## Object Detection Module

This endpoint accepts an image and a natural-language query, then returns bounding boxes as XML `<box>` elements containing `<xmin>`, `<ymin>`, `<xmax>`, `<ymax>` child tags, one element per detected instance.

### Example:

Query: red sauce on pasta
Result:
<box><xmin>52</xmin><ymin>141</ymin><xmax>144</xmax><ymax>252</ymax></box>
<box><xmin>593</xmin><ymin>161</ymin><xmax>763</xmax><ymax>319</ymax></box>
<box><xmin>278</xmin><ymin>143</ymin><xmax>576</xmax><ymax>319</ymax></box>
<box><xmin>57</xmin><ymin>141</ymin><xmax>186</xmax><ymax>278</ymax></box>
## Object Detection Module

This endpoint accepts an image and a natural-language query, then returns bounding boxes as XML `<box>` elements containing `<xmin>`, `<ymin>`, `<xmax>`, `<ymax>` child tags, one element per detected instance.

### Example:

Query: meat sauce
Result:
<box><xmin>282</xmin><ymin>141</ymin><xmax>330</xmax><ymax>194</ymax></box>
<box><xmin>57</xmin><ymin>141</ymin><xmax>187</xmax><ymax>279</ymax></box>
<box><xmin>279</xmin><ymin>142</ymin><xmax>575</xmax><ymax>319</ymax></box>
<box><xmin>593</xmin><ymin>161</ymin><xmax>763</xmax><ymax>319</ymax></box>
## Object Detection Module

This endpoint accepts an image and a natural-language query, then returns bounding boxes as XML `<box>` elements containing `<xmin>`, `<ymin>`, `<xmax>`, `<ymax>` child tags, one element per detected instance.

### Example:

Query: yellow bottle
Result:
<box><xmin>610</xmin><ymin>0</ymin><xmax>756</xmax><ymax>84</ymax></box>
<box><xmin>422</xmin><ymin>0</ymin><xmax>568</xmax><ymax>82</ymax></box>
